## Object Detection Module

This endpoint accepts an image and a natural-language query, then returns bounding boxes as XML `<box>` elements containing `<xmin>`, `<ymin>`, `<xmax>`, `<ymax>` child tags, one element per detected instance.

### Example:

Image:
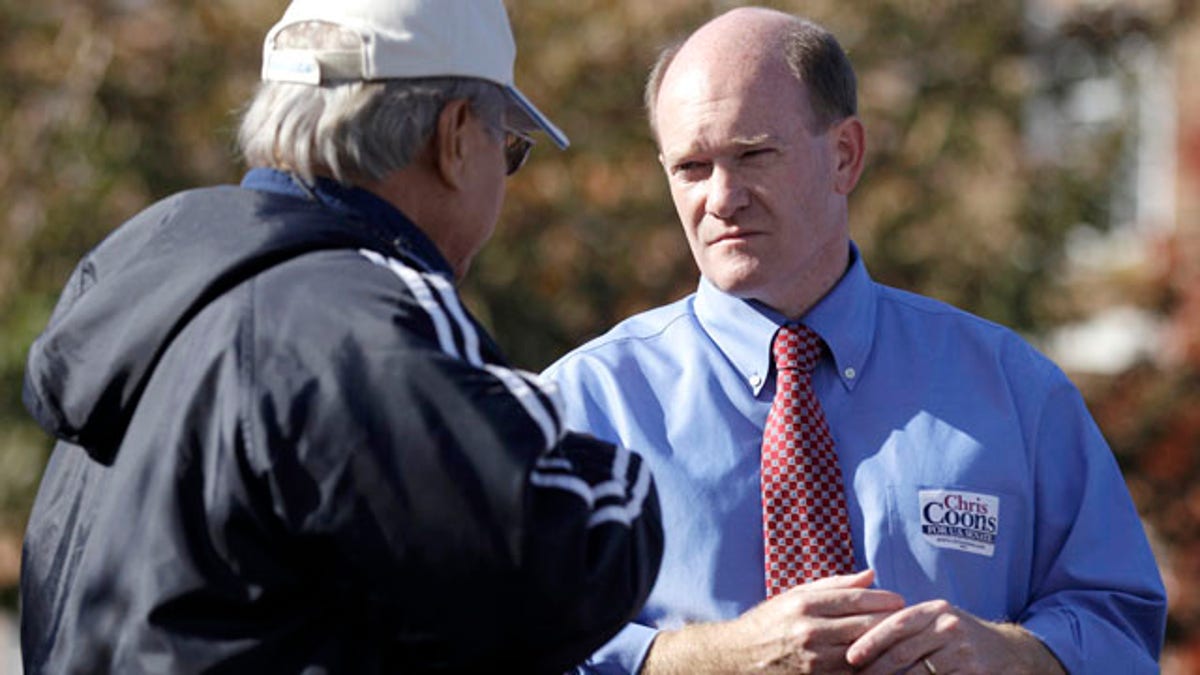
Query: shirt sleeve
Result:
<box><xmin>1017</xmin><ymin>376</ymin><xmax>1166</xmax><ymax>674</ymax></box>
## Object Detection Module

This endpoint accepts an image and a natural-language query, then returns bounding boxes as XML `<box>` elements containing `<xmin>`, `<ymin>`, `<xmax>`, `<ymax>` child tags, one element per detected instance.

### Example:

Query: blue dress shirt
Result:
<box><xmin>544</xmin><ymin>245</ymin><xmax>1166</xmax><ymax>674</ymax></box>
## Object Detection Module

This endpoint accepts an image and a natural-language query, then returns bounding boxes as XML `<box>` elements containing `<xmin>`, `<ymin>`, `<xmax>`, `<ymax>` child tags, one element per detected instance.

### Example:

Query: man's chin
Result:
<box><xmin>702</xmin><ymin>260</ymin><xmax>763</xmax><ymax>294</ymax></box>
<box><xmin>706</xmin><ymin>274</ymin><xmax>763</xmax><ymax>301</ymax></box>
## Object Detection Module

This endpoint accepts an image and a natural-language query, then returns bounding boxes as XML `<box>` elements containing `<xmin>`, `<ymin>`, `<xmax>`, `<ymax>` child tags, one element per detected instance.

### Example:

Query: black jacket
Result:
<box><xmin>21</xmin><ymin>170</ymin><xmax>662</xmax><ymax>674</ymax></box>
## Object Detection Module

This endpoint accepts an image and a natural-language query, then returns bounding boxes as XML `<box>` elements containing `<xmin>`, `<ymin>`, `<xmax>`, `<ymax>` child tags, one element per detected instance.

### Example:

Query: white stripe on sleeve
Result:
<box><xmin>587</xmin><ymin>454</ymin><xmax>654</xmax><ymax>527</ymax></box>
<box><xmin>426</xmin><ymin>272</ymin><xmax>482</xmax><ymax>365</ymax></box>
<box><xmin>528</xmin><ymin>472</ymin><xmax>595</xmax><ymax>508</ymax></box>
<box><xmin>360</xmin><ymin>250</ymin><xmax>460</xmax><ymax>359</ymax></box>
<box><xmin>484</xmin><ymin>365</ymin><xmax>559</xmax><ymax>449</ymax></box>
<box><xmin>530</xmin><ymin>444</ymin><xmax>653</xmax><ymax>529</ymax></box>
<box><xmin>360</xmin><ymin>249</ymin><xmax>562</xmax><ymax>449</ymax></box>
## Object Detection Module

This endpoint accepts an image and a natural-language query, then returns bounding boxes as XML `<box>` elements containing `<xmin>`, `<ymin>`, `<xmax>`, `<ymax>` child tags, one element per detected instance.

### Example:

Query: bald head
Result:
<box><xmin>645</xmin><ymin>8</ymin><xmax>856</xmax><ymax>143</ymax></box>
<box><xmin>679</xmin><ymin>7</ymin><xmax>802</xmax><ymax>69</ymax></box>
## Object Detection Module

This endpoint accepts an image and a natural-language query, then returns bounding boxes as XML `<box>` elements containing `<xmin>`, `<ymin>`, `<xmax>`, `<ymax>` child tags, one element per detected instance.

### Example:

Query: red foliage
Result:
<box><xmin>1087</xmin><ymin>232</ymin><xmax>1200</xmax><ymax>672</ymax></box>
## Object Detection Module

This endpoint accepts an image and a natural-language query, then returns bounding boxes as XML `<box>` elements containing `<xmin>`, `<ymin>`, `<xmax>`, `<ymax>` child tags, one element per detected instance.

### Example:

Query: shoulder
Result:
<box><xmin>874</xmin><ymin>282</ymin><xmax>1070</xmax><ymax>388</ymax></box>
<box><xmin>251</xmin><ymin>249</ymin><xmax>450</xmax><ymax>351</ymax></box>
<box><xmin>135</xmin><ymin>185</ymin><xmax>275</xmax><ymax>224</ymax></box>
<box><xmin>874</xmin><ymin>283</ymin><xmax>994</xmax><ymax>325</ymax></box>
<box><xmin>544</xmin><ymin>294</ymin><xmax>698</xmax><ymax>379</ymax></box>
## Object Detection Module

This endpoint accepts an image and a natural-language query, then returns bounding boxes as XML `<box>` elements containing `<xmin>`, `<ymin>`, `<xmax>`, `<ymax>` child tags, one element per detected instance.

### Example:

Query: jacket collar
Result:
<box><xmin>242</xmin><ymin>168</ymin><xmax>454</xmax><ymax>279</ymax></box>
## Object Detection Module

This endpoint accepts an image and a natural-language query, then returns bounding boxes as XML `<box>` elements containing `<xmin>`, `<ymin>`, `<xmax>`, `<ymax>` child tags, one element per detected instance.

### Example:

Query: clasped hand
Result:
<box><xmin>645</xmin><ymin>569</ymin><xmax>1063</xmax><ymax>674</ymax></box>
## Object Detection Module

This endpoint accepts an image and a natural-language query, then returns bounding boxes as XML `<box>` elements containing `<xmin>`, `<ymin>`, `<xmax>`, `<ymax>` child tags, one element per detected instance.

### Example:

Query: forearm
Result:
<box><xmin>641</xmin><ymin>622</ymin><xmax>744</xmax><ymax>675</ymax></box>
<box><xmin>994</xmin><ymin>622</ymin><xmax>1065</xmax><ymax>675</ymax></box>
<box><xmin>640</xmin><ymin>616</ymin><xmax>804</xmax><ymax>674</ymax></box>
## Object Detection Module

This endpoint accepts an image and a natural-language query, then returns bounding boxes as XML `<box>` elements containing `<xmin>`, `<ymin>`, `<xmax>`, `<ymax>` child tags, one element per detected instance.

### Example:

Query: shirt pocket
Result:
<box><xmin>878</xmin><ymin>484</ymin><xmax>1028</xmax><ymax>622</ymax></box>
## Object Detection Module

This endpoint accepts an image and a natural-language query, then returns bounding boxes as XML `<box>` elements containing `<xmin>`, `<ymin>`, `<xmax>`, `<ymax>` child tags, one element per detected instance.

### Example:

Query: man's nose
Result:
<box><xmin>705</xmin><ymin>165</ymin><xmax>750</xmax><ymax>219</ymax></box>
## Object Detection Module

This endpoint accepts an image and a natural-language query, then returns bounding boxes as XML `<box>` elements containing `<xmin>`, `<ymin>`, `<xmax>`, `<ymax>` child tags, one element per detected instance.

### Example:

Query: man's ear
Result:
<box><xmin>831</xmin><ymin>116</ymin><xmax>866</xmax><ymax>195</ymax></box>
<box><xmin>432</xmin><ymin>98</ymin><xmax>473</xmax><ymax>190</ymax></box>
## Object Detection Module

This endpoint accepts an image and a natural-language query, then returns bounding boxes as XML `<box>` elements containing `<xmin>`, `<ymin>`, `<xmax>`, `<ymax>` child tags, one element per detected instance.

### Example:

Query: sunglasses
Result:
<box><xmin>503</xmin><ymin>127</ymin><xmax>535</xmax><ymax>176</ymax></box>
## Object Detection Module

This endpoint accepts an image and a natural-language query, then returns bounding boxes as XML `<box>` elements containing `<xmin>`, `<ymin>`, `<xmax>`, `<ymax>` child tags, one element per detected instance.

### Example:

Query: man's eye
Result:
<box><xmin>673</xmin><ymin>161</ymin><xmax>710</xmax><ymax>178</ymax></box>
<box><xmin>741</xmin><ymin>148</ymin><xmax>773</xmax><ymax>161</ymax></box>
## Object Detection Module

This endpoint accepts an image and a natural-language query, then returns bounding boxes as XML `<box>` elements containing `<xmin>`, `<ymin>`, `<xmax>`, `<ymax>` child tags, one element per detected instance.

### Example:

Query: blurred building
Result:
<box><xmin>1027</xmin><ymin>6</ymin><xmax>1200</xmax><ymax>673</ymax></box>
<box><xmin>1028</xmin><ymin>0</ymin><xmax>1199</xmax><ymax>373</ymax></box>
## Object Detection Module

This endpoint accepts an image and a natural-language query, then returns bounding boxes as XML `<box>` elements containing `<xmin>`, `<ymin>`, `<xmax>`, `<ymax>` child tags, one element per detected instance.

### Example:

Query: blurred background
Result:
<box><xmin>1</xmin><ymin>0</ymin><xmax>1197</xmax><ymax>671</ymax></box>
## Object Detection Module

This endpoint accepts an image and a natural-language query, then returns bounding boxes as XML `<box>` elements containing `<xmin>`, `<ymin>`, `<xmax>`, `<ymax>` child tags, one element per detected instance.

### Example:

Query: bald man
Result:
<box><xmin>546</xmin><ymin>7</ymin><xmax>1165</xmax><ymax>674</ymax></box>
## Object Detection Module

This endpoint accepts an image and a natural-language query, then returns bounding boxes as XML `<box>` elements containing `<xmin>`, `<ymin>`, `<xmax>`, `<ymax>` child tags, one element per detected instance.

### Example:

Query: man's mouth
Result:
<box><xmin>710</xmin><ymin>229</ymin><xmax>761</xmax><ymax>245</ymax></box>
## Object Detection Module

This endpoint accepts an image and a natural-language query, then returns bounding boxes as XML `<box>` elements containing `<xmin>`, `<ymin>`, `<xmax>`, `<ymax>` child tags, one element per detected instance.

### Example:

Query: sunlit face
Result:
<box><xmin>655</xmin><ymin>56</ymin><xmax>853</xmax><ymax>317</ymax></box>
<box><xmin>449</xmin><ymin>113</ymin><xmax>509</xmax><ymax>279</ymax></box>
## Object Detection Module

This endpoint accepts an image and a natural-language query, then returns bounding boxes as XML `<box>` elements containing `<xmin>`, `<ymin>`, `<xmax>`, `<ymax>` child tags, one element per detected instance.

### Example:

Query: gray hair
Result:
<box><xmin>238</xmin><ymin>21</ymin><xmax>505</xmax><ymax>184</ymax></box>
<box><xmin>644</xmin><ymin>16</ymin><xmax>857</xmax><ymax>143</ymax></box>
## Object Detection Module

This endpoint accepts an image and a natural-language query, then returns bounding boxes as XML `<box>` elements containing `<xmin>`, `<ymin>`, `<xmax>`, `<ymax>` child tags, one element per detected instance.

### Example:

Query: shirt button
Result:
<box><xmin>844</xmin><ymin>367</ymin><xmax>857</xmax><ymax>379</ymax></box>
<box><xmin>750</xmin><ymin>374</ymin><xmax>762</xmax><ymax>387</ymax></box>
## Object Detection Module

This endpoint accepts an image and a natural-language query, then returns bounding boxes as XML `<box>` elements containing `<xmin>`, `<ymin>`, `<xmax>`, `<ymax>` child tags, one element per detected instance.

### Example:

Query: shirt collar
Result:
<box><xmin>695</xmin><ymin>275</ymin><xmax>780</xmax><ymax>396</ymax></box>
<box><xmin>694</xmin><ymin>242</ymin><xmax>877</xmax><ymax>395</ymax></box>
<box><xmin>240</xmin><ymin>167</ymin><xmax>454</xmax><ymax>278</ymax></box>
<box><xmin>805</xmin><ymin>242</ymin><xmax>877</xmax><ymax>391</ymax></box>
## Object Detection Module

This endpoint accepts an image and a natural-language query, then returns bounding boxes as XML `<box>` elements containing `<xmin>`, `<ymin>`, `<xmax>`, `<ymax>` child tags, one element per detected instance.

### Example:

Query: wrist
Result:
<box><xmin>640</xmin><ymin>623</ymin><xmax>734</xmax><ymax>675</ymax></box>
<box><xmin>993</xmin><ymin>623</ymin><xmax>1066</xmax><ymax>675</ymax></box>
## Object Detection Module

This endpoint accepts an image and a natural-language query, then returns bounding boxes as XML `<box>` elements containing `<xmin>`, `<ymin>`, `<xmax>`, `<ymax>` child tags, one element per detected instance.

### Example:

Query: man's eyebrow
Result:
<box><xmin>731</xmin><ymin>133</ymin><xmax>773</xmax><ymax>146</ymax></box>
<box><xmin>662</xmin><ymin>133</ymin><xmax>776</xmax><ymax>162</ymax></box>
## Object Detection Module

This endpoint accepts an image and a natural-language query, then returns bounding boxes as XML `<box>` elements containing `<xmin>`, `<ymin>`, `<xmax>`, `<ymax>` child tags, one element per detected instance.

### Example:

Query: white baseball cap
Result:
<box><xmin>261</xmin><ymin>0</ymin><xmax>569</xmax><ymax>149</ymax></box>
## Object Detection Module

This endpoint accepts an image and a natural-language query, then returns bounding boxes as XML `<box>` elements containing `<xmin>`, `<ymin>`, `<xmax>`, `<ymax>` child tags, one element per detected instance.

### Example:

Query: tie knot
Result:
<box><xmin>772</xmin><ymin>324</ymin><xmax>823</xmax><ymax>372</ymax></box>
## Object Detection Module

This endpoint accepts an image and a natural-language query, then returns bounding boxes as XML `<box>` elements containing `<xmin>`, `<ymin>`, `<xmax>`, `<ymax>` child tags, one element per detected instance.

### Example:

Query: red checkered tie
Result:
<box><xmin>761</xmin><ymin>324</ymin><xmax>854</xmax><ymax>596</ymax></box>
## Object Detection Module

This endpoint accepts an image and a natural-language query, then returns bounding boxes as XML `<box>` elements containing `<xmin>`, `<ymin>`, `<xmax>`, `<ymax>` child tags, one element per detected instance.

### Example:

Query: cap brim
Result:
<box><xmin>504</xmin><ymin>85</ymin><xmax>569</xmax><ymax>150</ymax></box>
